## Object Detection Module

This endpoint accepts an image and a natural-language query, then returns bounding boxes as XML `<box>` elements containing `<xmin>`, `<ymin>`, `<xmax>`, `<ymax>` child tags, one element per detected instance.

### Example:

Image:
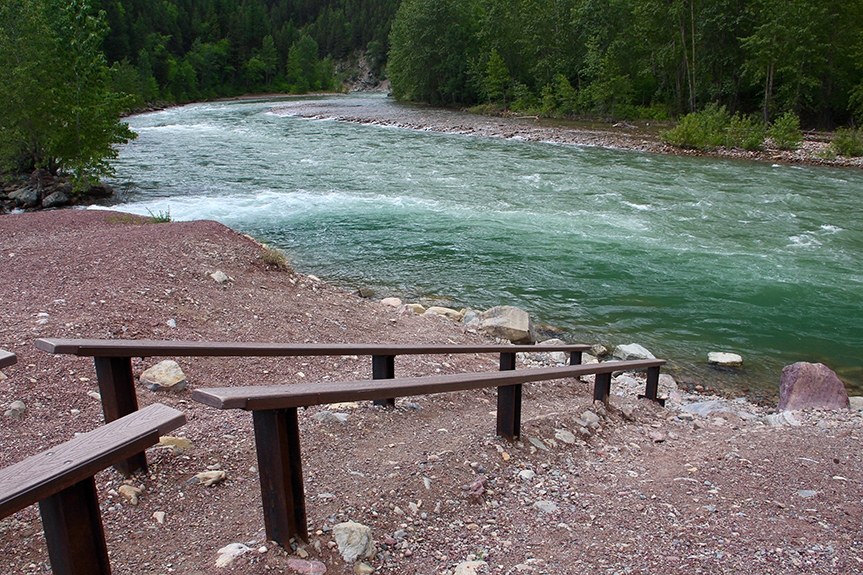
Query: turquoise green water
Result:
<box><xmin>105</xmin><ymin>95</ymin><xmax>863</xmax><ymax>399</ymax></box>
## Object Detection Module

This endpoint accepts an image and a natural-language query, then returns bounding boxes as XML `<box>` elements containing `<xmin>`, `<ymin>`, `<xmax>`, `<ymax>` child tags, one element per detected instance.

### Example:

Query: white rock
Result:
<box><xmin>152</xmin><ymin>511</ymin><xmax>166</xmax><ymax>524</ymax></box>
<box><xmin>4</xmin><ymin>400</ymin><xmax>26</xmax><ymax>418</ymax></box>
<box><xmin>215</xmin><ymin>543</ymin><xmax>252</xmax><ymax>568</ymax></box>
<box><xmin>380</xmin><ymin>297</ymin><xmax>402</xmax><ymax>307</ymax></box>
<box><xmin>613</xmin><ymin>343</ymin><xmax>655</xmax><ymax>361</ymax></box>
<box><xmin>195</xmin><ymin>470</ymin><xmax>227</xmax><ymax>486</ymax></box>
<box><xmin>554</xmin><ymin>428</ymin><xmax>576</xmax><ymax>444</ymax></box>
<box><xmin>454</xmin><ymin>561</ymin><xmax>488</xmax><ymax>575</ymax></box>
<box><xmin>333</xmin><ymin>521</ymin><xmax>375</xmax><ymax>563</ymax></box>
<box><xmin>210</xmin><ymin>270</ymin><xmax>230</xmax><ymax>284</ymax></box>
<box><xmin>518</xmin><ymin>469</ymin><xmax>536</xmax><ymax>481</ymax></box>
<box><xmin>708</xmin><ymin>352</ymin><xmax>743</xmax><ymax>368</ymax></box>
<box><xmin>424</xmin><ymin>306</ymin><xmax>464</xmax><ymax>321</ymax></box>
<box><xmin>533</xmin><ymin>500</ymin><xmax>559</xmax><ymax>513</ymax></box>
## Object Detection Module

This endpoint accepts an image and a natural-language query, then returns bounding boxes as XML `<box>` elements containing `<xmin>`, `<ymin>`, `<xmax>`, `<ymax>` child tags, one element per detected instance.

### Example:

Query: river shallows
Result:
<box><xmin>106</xmin><ymin>94</ymin><xmax>863</xmax><ymax>399</ymax></box>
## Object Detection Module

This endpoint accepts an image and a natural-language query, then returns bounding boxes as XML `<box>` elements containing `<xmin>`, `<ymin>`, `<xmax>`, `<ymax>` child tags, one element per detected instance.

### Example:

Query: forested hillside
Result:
<box><xmin>94</xmin><ymin>0</ymin><xmax>400</xmax><ymax>103</ymax></box>
<box><xmin>389</xmin><ymin>0</ymin><xmax>863</xmax><ymax>128</ymax></box>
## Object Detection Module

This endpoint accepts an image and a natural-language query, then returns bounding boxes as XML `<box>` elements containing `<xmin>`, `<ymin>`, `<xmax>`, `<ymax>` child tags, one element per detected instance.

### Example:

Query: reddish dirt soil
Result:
<box><xmin>1</xmin><ymin>210</ymin><xmax>861</xmax><ymax>575</ymax></box>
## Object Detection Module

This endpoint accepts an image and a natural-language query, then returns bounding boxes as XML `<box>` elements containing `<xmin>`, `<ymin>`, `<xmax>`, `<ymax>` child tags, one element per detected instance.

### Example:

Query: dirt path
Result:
<box><xmin>1</xmin><ymin>210</ymin><xmax>861</xmax><ymax>575</ymax></box>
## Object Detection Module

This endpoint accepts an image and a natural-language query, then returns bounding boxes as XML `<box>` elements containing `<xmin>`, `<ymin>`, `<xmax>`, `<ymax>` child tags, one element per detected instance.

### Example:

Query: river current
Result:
<box><xmin>104</xmin><ymin>94</ymin><xmax>863</xmax><ymax>399</ymax></box>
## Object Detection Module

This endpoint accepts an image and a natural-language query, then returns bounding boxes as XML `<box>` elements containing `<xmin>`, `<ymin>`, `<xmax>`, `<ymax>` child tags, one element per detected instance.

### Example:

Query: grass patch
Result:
<box><xmin>259</xmin><ymin>245</ymin><xmax>290</xmax><ymax>271</ymax></box>
<box><xmin>146</xmin><ymin>207</ymin><xmax>172</xmax><ymax>223</ymax></box>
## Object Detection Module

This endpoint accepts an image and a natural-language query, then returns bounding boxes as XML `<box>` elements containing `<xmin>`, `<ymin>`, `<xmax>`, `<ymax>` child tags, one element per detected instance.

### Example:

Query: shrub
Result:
<box><xmin>767</xmin><ymin>112</ymin><xmax>802</xmax><ymax>151</ymax></box>
<box><xmin>830</xmin><ymin>127</ymin><xmax>863</xmax><ymax>157</ymax></box>
<box><xmin>726</xmin><ymin>114</ymin><xmax>766</xmax><ymax>151</ymax></box>
<box><xmin>661</xmin><ymin>104</ymin><xmax>730</xmax><ymax>150</ymax></box>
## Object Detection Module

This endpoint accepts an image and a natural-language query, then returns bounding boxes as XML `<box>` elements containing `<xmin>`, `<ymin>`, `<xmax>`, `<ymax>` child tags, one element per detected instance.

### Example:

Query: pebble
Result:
<box><xmin>152</xmin><ymin>511</ymin><xmax>166</xmax><ymax>524</ymax></box>
<box><xmin>4</xmin><ymin>400</ymin><xmax>26</xmax><ymax>419</ymax></box>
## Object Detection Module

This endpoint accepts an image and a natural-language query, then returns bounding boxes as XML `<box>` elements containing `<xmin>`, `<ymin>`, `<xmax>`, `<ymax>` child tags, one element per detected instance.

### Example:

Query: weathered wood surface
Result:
<box><xmin>0</xmin><ymin>349</ymin><xmax>16</xmax><ymax>368</ymax></box>
<box><xmin>192</xmin><ymin>359</ymin><xmax>666</xmax><ymax>411</ymax></box>
<box><xmin>35</xmin><ymin>338</ymin><xmax>590</xmax><ymax>358</ymax></box>
<box><xmin>0</xmin><ymin>403</ymin><xmax>186</xmax><ymax>519</ymax></box>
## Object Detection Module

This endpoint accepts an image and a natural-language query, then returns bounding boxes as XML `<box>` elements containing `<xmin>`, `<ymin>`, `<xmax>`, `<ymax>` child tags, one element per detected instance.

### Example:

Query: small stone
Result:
<box><xmin>406</xmin><ymin>304</ymin><xmax>426</xmax><ymax>314</ymax></box>
<box><xmin>454</xmin><ymin>561</ymin><xmax>488</xmax><ymax>575</ymax></box>
<box><xmin>286</xmin><ymin>559</ymin><xmax>327</xmax><ymax>575</ymax></box>
<box><xmin>533</xmin><ymin>500</ymin><xmax>558</xmax><ymax>513</ymax></box>
<box><xmin>381</xmin><ymin>297</ymin><xmax>402</xmax><ymax>307</ymax></box>
<box><xmin>354</xmin><ymin>562</ymin><xmax>374</xmax><ymax>575</ymax></box>
<box><xmin>764</xmin><ymin>411</ymin><xmax>800</xmax><ymax>427</ymax></box>
<box><xmin>554</xmin><ymin>428</ymin><xmax>576</xmax><ymax>444</ymax></box>
<box><xmin>158</xmin><ymin>436</ymin><xmax>192</xmax><ymax>454</ymax></box>
<box><xmin>216</xmin><ymin>543</ymin><xmax>252</xmax><ymax>568</ymax></box>
<box><xmin>296</xmin><ymin>547</ymin><xmax>309</xmax><ymax>558</ymax></box>
<box><xmin>424</xmin><ymin>306</ymin><xmax>464</xmax><ymax>321</ymax></box>
<box><xmin>87</xmin><ymin>390</ymin><xmax>101</xmax><ymax>401</ymax></box>
<box><xmin>195</xmin><ymin>470</ymin><xmax>227</xmax><ymax>486</ymax></box>
<box><xmin>4</xmin><ymin>400</ymin><xmax>26</xmax><ymax>419</ymax></box>
<box><xmin>518</xmin><ymin>469</ymin><xmax>536</xmax><ymax>481</ymax></box>
<box><xmin>708</xmin><ymin>352</ymin><xmax>743</xmax><ymax>368</ymax></box>
<box><xmin>153</xmin><ymin>511</ymin><xmax>166</xmax><ymax>524</ymax></box>
<box><xmin>797</xmin><ymin>490</ymin><xmax>819</xmax><ymax>499</ymax></box>
<box><xmin>210</xmin><ymin>270</ymin><xmax>230</xmax><ymax>284</ymax></box>
<box><xmin>140</xmin><ymin>360</ymin><xmax>187</xmax><ymax>392</ymax></box>
<box><xmin>166</xmin><ymin>319</ymin><xmax>177</xmax><ymax>328</ymax></box>
<box><xmin>118</xmin><ymin>485</ymin><xmax>142</xmax><ymax>505</ymax></box>
<box><xmin>333</xmin><ymin>521</ymin><xmax>375</xmax><ymax>563</ymax></box>
<box><xmin>312</xmin><ymin>411</ymin><xmax>348</xmax><ymax>424</ymax></box>
<box><xmin>527</xmin><ymin>437</ymin><xmax>549</xmax><ymax>451</ymax></box>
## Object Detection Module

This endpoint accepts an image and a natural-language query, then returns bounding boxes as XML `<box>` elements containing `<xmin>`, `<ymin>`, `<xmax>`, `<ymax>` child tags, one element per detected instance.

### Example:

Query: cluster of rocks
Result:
<box><xmin>0</xmin><ymin>168</ymin><xmax>114</xmax><ymax>212</ymax></box>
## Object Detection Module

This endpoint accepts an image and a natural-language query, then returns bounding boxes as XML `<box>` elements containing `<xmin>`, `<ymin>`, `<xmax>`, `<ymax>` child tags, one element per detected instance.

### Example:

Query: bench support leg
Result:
<box><xmin>93</xmin><ymin>356</ymin><xmax>147</xmax><ymax>476</ymax></box>
<box><xmin>253</xmin><ymin>408</ymin><xmax>308</xmax><ymax>545</ymax></box>
<box><xmin>594</xmin><ymin>372</ymin><xmax>612</xmax><ymax>404</ymax></box>
<box><xmin>638</xmin><ymin>366</ymin><xmax>665</xmax><ymax>406</ymax></box>
<box><xmin>372</xmin><ymin>355</ymin><xmax>396</xmax><ymax>408</ymax></box>
<box><xmin>39</xmin><ymin>476</ymin><xmax>111</xmax><ymax>575</ymax></box>
<box><xmin>496</xmin><ymin>352</ymin><xmax>521</xmax><ymax>441</ymax></box>
<box><xmin>570</xmin><ymin>351</ymin><xmax>582</xmax><ymax>365</ymax></box>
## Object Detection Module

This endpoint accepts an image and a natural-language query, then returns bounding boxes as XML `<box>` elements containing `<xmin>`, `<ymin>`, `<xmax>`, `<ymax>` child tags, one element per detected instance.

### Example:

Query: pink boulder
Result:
<box><xmin>778</xmin><ymin>362</ymin><xmax>850</xmax><ymax>412</ymax></box>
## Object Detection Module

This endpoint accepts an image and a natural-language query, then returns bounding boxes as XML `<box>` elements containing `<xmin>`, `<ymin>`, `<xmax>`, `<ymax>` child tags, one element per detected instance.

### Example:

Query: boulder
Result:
<box><xmin>19</xmin><ymin>188</ymin><xmax>41</xmax><ymax>208</ymax></box>
<box><xmin>42</xmin><ymin>190</ymin><xmax>70</xmax><ymax>209</ymax></box>
<box><xmin>778</xmin><ymin>362</ymin><xmax>849</xmax><ymax>412</ymax></box>
<box><xmin>405</xmin><ymin>303</ymin><xmax>426</xmax><ymax>314</ymax></box>
<box><xmin>380</xmin><ymin>297</ymin><xmax>402</xmax><ymax>307</ymax></box>
<box><xmin>140</xmin><ymin>360</ymin><xmax>187</xmax><ymax>392</ymax></box>
<box><xmin>478</xmin><ymin>305</ymin><xmax>535</xmax><ymax>344</ymax></box>
<box><xmin>612</xmin><ymin>343</ymin><xmax>655</xmax><ymax>361</ymax></box>
<box><xmin>708</xmin><ymin>351</ymin><xmax>743</xmax><ymax>368</ymax></box>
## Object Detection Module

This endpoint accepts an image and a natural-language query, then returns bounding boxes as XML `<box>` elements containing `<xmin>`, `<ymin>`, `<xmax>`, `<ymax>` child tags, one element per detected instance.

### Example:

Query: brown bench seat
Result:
<box><xmin>0</xmin><ymin>403</ymin><xmax>186</xmax><ymax>575</ymax></box>
<box><xmin>192</xmin><ymin>358</ymin><xmax>665</xmax><ymax>546</ymax></box>
<box><xmin>34</xmin><ymin>337</ymin><xmax>591</xmax><ymax>474</ymax></box>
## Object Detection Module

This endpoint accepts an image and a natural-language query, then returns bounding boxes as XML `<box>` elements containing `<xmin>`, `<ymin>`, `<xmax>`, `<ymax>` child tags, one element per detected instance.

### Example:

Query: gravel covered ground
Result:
<box><xmin>1</xmin><ymin>210</ymin><xmax>861</xmax><ymax>575</ymax></box>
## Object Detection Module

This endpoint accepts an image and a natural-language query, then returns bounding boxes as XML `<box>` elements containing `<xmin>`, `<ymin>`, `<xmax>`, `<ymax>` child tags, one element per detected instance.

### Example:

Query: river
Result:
<box><xmin>104</xmin><ymin>93</ymin><xmax>863</xmax><ymax>400</ymax></box>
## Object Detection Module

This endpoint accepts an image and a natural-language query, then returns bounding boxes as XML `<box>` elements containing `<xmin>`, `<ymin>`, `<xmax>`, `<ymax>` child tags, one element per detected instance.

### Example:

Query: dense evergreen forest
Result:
<box><xmin>95</xmin><ymin>0</ymin><xmax>400</xmax><ymax>103</ymax></box>
<box><xmin>390</xmin><ymin>0</ymin><xmax>863</xmax><ymax>129</ymax></box>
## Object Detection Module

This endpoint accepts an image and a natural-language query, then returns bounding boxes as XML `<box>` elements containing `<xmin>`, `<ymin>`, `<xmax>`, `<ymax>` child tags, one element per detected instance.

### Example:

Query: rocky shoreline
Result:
<box><xmin>274</xmin><ymin>94</ymin><xmax>863</xmax><ymax>170</ymax></box>
<box><xmin>0</xmin><ymin>168</ymin><xmax>116</xmax><ymax>212</ymax></box>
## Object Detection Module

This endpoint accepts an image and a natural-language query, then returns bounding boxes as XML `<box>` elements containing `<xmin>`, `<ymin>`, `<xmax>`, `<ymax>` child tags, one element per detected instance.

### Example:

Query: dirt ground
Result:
<box><xmin>1</xmin><ymin>210</ymin><xmax>861</xmax><ymax>575</ymax></box>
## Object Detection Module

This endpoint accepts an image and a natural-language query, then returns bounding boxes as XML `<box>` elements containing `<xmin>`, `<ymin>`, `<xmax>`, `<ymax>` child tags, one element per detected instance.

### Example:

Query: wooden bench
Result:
<box><xmin>0</xmin><ymin>403</ymin><xmax>186</xmax><ymax>575</ymax></box>
<box><xmin>34</xmin><ymin>338</ymin><xmax>590</xmax><ymax>474</ymax></box>
<box><xmin>0</xmin><ymin>349</ymin><xmax>16</xmax><ymax>368</ymax></box>
<box><xmin>192</xmin><ymin>358</ymin><xmax>665</xmax><ymax>546</ymax></box>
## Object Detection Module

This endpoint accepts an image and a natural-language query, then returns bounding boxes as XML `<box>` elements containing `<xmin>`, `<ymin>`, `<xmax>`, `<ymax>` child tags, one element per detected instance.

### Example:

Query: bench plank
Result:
<box><xmin>0</xmin><ymin>349</ymin><xmax>16</xmax><ymax>369</ymax></box>
<box><xmin>192</xmin><ymin>360</ymin><xmax>666</xmax><ymax>411</ymax></box>
<box><xmin>0</xmin><ymin>403</ymin><xmax>186</xmax><ymax>519</ymax></box>
<box><xmin>35</xmin><ymin>338</ymin><xmax>590</xmax><ymax>357</ymax></box>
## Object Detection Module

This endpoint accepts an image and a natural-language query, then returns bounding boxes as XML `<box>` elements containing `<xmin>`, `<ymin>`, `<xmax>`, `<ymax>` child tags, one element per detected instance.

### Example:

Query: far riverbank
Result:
<box><xmin>272</xmin><ymin>92</ymin><xmax>863</xmax><ymax>170</ymax></box>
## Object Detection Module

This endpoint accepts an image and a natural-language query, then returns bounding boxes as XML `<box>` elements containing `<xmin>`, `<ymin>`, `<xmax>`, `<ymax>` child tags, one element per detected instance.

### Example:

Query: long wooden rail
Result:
<box><xmin>192</xmin><ymin>359</ymin><xmax>666</xmax><ymax>545</ymax></box>
<box><xmin>34</xmin><ymin>338</ymin><xmax>590</xmax><ymax>475</ymax></box>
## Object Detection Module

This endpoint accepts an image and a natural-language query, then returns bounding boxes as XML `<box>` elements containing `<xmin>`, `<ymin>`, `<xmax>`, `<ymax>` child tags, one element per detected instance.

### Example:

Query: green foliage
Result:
<box><xmin>726</xmin><ymin>114</ymin><xmax>766</xmax><ymax>150</ymax></box>
<box><xmin>146</xmin><ymin>207</ymin><xmax>172</xmax><ymax>223</ymax></box>
<box><xmin>259</xmin><ymin>245</ymin><xmax>290</xmax><ymax>270</ymax></box>
<box><xmin>484</xmin><ymin>49</ymin><xmax>510</xmax><ymax>104</ymax></box>
<box><xmin>0</xmin><ymin>0</ymin><xmax>136</xmax><ymax>182</ymax></box>
<box><xmin>830</xmin><ymin>127</ymin><xmax>863</xmax><ymax>157</ymax></box>
<box><xmin>767</xmin><ymin>112</ymin><xmax>802</xmax><ymax>150</ymax></box>
<box><xmin>661</xmin><ymin>104</ymin><xmax>732</xmax><ymax>150</ymax></box>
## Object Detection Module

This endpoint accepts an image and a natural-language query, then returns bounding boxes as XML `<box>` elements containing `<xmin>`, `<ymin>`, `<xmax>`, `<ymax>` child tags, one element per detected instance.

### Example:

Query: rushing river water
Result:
<box><xmin>104</xmin><ymin>94</ymin><xmax>863</xmax><ymax>399</ymax></box>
